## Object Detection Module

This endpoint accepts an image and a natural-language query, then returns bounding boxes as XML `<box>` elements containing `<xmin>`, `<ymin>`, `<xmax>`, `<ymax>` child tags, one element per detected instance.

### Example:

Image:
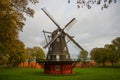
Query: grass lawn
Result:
<box><xmin>0</xmin><ymin>67</ymin><xmax>120</xmax><ymax>80</ymax></box>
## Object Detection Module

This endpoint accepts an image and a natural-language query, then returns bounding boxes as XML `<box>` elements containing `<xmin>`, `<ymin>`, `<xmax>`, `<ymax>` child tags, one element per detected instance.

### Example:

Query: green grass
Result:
<box><xmin>0</xmin><ymin>67</ymin><xmax>120</xmax><ymax>80</ymax></box>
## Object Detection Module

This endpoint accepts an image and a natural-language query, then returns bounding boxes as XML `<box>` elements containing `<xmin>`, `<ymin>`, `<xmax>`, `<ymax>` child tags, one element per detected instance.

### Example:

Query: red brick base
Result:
<box><xmin>44</xmin><ymin>62</ymin><xmax>73</xmax><ymax>74</ymax></box>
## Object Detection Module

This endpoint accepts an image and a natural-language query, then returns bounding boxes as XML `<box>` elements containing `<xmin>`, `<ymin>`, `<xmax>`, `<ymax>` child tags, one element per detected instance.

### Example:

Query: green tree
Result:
<box><xmin>8</xmin><ymin>40</ymin><xmax>27</xmax><ymax>67</ymax></box>
<box><xmin>90</xmin><ymin>48</ymin><xmax>101</xmax><ymax>66</ymax></box>
<box><xmin>99</xmin><ymin>48</ymin><xmax>108</xmax><ymax>67</ymax></box>
<box><xmin>112</xmin><ymin>37</ymin><xmax>120</xmax><ymax>58</ymax></box>
<box><xmin>90</xmin><ymin>48</ymin><xmax>108</xmax><ymax>66</ymax></box>
<box><xmin>0</xmin><ymin>0</ymin><xmax>38</xmax><ymax>66</ymax></box>
<box><xmin>0</xmin><ymin>54</ymin><xmax>9</xmax><ymax>65</ymax></box>
<box><xmin>104</xmin><ymin>37</ymin><xmax>120</xmax><ymax>66</ymax></box>
<box><xmin>26</xmin><ymin>46</ymin><xmax>45</xmax><ymax>63</ymax></box>
<box><xmin>77</xmin><ymin>50</ymin><xmax>88</xmax><ymax>63</ymax></box>
<box><xmin>26</xmin><ymin>48</ymin><xmax>33</xmax><ymax>63</ymax></box>
<box><xmin>33</xmin><ymin>46</ymin><xmax>45</xmax><ymax>61</ymax></box>
<box><xmin>105</xmin><ymin>44</ymin><xmax>119</xmax><ymax>66</ymax></box>
<box><xmin>90</xmin><ymin>37</ymin><xmax>120</xmax><ymax>67</ymax></box>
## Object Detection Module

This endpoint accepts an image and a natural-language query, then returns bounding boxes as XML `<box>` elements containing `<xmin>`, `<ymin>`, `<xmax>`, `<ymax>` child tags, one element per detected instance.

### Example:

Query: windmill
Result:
<box><xmin>41</xmin><ymin>8</ymin><xmax>84</xmax><ymax>74</ymax></box>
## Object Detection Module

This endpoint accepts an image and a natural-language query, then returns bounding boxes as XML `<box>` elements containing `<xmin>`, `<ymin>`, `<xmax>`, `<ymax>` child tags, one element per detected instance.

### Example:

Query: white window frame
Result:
<box><xmin>56</xmin><ymin>55</ymin><xmax>60</xmax><ymax>61</ymax></box>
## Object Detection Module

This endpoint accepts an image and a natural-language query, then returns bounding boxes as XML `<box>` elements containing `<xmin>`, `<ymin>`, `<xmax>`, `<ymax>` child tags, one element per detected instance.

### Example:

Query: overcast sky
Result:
<box><xmin>19</xmin><ymin>0</ymin><xmax>120</xmax><ymax>58</ymax></box>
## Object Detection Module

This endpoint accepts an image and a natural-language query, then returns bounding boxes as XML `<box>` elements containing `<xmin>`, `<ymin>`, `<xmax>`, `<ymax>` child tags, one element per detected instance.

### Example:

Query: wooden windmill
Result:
<box><xmin>41</xmin><ymin>8</ymin><xmax>84</xmax><ymax>74</ymax></box>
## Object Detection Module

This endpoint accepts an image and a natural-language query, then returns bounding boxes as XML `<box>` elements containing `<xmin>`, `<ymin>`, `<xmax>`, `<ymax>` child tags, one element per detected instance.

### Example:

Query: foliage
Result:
<box><xmin>0</xmin><ymin>54</ymin><xmax>9</xmax><ymax>65</ymax></box>
<box><xmin>105</xmin><ymin>44</ymin><xmax>119</xmax><ymax>66</ymax></box>
<box><xmin>0</xmin><ymin>0</ymin><xmax>38</xmax><ymax>66</ymax></box>
<box><xmin>8</xmin><ymin>40</ymin><xmax>27</xmax><ymax>66</ymax></box>
<box><xmin>112</xmin><ymin>37</ymin><xmax>120</xmax><ymax>57</ymax></box>
<box><xmin>90</xmin><ymin>37</ymin><xmax>120</xmax><ymax>66</ymax></box>
<box><xmin>90</xmin><ymin>48</ymin><xmax>108</xmax><ymax>66</ymax></box>
<box><xmin>0</xmin><ymin>67</ymin><xmax>120</xmax><ymax>80</ymax></box>
<box><xmin>68</xmin><ymin>0</ymin><xmax>117</xmax><ymax>10</ymax></box>
<box><xmin>0</xmin><ymin>39</ymin><xmax>27</xmax><ymax>66</ymax></box>
<box><xmin>77</xmin><ymin>50</ymin><xmax>88</xmax><ymax>63</ymax></box>
<box><xmin>26</xmin><ymin>46</ymin><xmax>45</xmax><ymax>63</ymax></box>
<box><xmin>32</xmin><ymin>46</ymin><xmax>45</xmax><ymax>60</ymax></box>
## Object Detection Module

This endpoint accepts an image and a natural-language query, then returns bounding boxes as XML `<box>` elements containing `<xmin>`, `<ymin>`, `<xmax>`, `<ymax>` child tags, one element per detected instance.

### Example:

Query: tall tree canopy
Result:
<box><xmin>0</xmin><ymin>0</ymin><xmax>38</xmax><ymax>66</ymax></box>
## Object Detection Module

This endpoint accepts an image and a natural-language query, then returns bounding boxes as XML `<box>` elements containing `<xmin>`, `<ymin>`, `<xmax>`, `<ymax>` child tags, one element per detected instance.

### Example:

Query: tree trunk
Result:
<box><xmin>114</xmin><ymin>62</ymin><xmax>117</xmax><ymax>66</ymax></box>
<box><xmin>103</xmin><ymin>62</ymin><xmax>105</xmax><ymax>67</ymax></box>
<box><xmin>111</xmin><ymin>61</ymin><xmax>114</xmax><ymax>67</ymax></box>
<box><xmin>97</xmin><ymin>62</ymin><xmax>99</xmax><ymax>66</ymax></box>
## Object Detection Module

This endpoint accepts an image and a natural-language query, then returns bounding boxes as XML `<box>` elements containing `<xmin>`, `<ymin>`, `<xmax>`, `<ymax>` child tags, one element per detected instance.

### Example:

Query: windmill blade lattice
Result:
<box><xmin>63</xmin><ymin>18</ymin><xmax>76</xmax><ymax>30</ymax></box>
<box><xmin>65</xmin><ymin>33</ymin><xmax>85</xmax><ymax>51</ymax></box>
<box><xmin>41</xmin><ymin>8</ymin><xmax>61</xmax><ymax>29</ymax></box>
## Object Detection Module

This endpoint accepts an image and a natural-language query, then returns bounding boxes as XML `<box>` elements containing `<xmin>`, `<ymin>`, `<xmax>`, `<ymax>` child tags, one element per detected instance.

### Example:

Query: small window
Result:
<box><xmin>55</xmin><ymin>65</ymin><xmax>61</xmax><ymax>71</ymax></box>
<box><xmin>56</xmin><ymin>55</ymin><xmax>60</xmax><ymax>61</ymax></box>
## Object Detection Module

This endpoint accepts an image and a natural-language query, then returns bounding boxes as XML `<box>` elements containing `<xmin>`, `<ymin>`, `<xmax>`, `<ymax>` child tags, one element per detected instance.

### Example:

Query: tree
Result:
<box><xmin>112</xmin><ymin>37</ymin><xmax>120</xmax><ymax>58</ymax></box>
<box><xmin>104</xmin><ymin>37</ymin><xmax>120</xmax><ymax>66</ymax></box>
<box><xmin>26</xmin><ymin>46</ymin><xmax>45</xmax><ymax>63</ymax></box>
<box><xmin>105</xmin><ymin>44</ymin><xmax>119</xmax><ymax>66</ymax></box>
<box><xmin>77</xmin><ymin>50</ymin><xmax>88</xmax><ymax>63</ymax></box>
<box><xmin>8</xmin><ymin>40</ymin><xmax>27</xmax><ymax>67</ymax></box>
<box><xmin>98</xmin><ymin>48</ymin><xmax>109</xmax><ymax>67</ymax></box>
<box><xmin>90</xmin><ymin>48</ymin><xmax>108</xmax><ymax>66</ymax></box>
<box><xmin>90</xmin><ymin>48</ymin><xmax>101</xmax><ymax>66</ymax></box>
<box><xmin>0</xmin><ymin>0</ymin><xmax>38</xmax><ymax>66</ymax></box>
<box><xmin>0</xmin><ymin>54</ymin><xmax>9</xmax><ymax>65</ymax></box>
<box><xmin>0</xmin><ymin>39</ymin><xmax>27</xmax><ymax>66</ymax></box>
<box><xmin>90</xmin><ymin>37</ymin><xmax>120</xmax><ymax>67</ymax></box>
<box><xmin>68</xmin><ymin>0</ymin><xmax>117</xmax><ymax>10</ymax></box>
<box><xmin>26</xmin><ymin>48</ymin><xmax>33</xmax><ymax>63</ymax></box>
<box><xmin>32</xmin><ymin>46</ymin><xmax>45</xmax><ymax>61</ymax></box>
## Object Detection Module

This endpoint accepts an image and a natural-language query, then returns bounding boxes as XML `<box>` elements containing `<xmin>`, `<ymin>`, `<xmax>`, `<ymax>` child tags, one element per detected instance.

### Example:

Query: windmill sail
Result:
<box><xmin>63</xmin><ymin>18</ymin><xmax>76</xmax><ymax>30</ymax></box>
<box><xmin>41</xmin><ymin>8</ymin><xmax>61</xmax><ymax>29</ymax></box>
<box><xmin>65</xmin><ymin>33</ymin><xmax>85</xmax><ymax>51</ymax></box>
<box><xmin>42</xmin><ymin>8</ymin><xmax>84</xmax><ymax>51</ymax></box>
<box><xmin>66</xmin><ymin>19</ymin><xmax>77</xmax><ymax>30</ymax></box>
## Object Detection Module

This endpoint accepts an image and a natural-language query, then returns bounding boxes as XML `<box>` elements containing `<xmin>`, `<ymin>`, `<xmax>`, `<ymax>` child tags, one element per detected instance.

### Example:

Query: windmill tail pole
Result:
<box><xmin>43</xmin><ymin>31</ymin><xmax>62</xmax><ymax>48</ymax></box>
<box><xmin>43</xmin><ymin>30</ymin><xmax>48</xmax><ymax>44</ymax></box>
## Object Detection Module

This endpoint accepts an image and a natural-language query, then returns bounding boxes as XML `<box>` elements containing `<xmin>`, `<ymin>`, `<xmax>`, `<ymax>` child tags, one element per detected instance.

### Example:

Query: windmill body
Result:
<box><xmin>41</xmin><ymin>8</ymin><xmax>84</xmax><ymax>74</ymax></box>
<box><xmin>47</xmin><ymin>29</ymin><xmax>70</xmax><ymax>61</ymax></box>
